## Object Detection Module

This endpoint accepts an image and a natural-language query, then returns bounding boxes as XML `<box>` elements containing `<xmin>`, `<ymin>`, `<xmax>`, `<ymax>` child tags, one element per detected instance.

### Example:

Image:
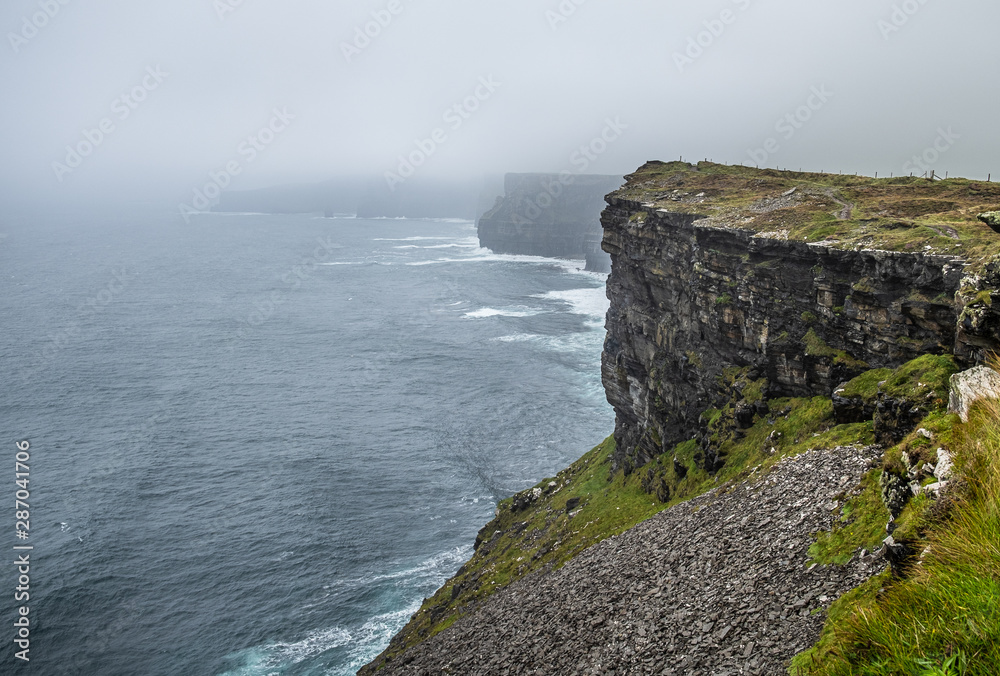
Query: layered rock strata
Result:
<box><xmin>602</xmin><ymin>192</ymin><xmax>998</xmax><ymax>474</ymax></box>
<box><xmin>367</xmin><ymin>445</ymin><xmax>885</xmax><ymax>676</ymax></box>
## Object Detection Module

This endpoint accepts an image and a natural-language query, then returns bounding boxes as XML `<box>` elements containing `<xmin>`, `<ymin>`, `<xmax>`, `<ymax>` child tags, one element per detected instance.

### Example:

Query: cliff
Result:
<box><xmin>477</xmin><ymin>173</ymin><xmax>624</xmax><ymax>272</ymax></box>
<box><xmin>356</xmin><ymin>176</ymin><xmax>500</xmax><ymax>220</ymax></box>
<box><xmin>361</xmin><ymin>162</ymin><xmax>1000</xmax><ymax>675</ymax></box>
<box><xmin>603</xmin><ymin>161</ymin><xmax>1000</xmax><ymax>475</ymax></box>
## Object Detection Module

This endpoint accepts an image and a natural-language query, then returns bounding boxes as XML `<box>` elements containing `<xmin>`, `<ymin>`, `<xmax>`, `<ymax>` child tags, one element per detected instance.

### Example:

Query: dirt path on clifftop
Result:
<box><xmin>824</xmin><ymin>188</ymin><xmax>855</xmax><ymax>221</ymax></box>
<box><xmin>372</xmin><ymin>446</ymin><xmax>887</xmax><ymax>676</ymax></box>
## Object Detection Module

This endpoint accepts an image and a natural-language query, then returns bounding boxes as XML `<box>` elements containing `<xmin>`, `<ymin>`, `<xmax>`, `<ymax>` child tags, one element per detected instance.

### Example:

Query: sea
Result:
<box><xmin>0</xmin><ymin>209</ymin><xmax>615</xmax><ymax>675</ymax></box>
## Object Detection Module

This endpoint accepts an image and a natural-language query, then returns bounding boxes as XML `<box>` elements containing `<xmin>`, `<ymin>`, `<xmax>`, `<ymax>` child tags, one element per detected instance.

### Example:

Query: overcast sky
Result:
<box><xmin>2</xmin><ymin>0</ymin><xmax>998</xmax><ymax>206</ymax></box>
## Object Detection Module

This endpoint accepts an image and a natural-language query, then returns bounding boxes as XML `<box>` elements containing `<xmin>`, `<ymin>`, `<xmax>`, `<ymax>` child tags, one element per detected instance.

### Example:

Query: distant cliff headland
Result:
<box><xmin>361</xmin><ymin>161</ymin><xmax>1000</xmax><ymax>675</ymax></box>
<box><xmin>476</xmin><ymin>173</ymin><xmax>624</xmax><ymax>272</ymax></box>
<box><xmin>215</xmin><ymin>172</ymin><xmax>627</xmax><ymax>273</ymax></box>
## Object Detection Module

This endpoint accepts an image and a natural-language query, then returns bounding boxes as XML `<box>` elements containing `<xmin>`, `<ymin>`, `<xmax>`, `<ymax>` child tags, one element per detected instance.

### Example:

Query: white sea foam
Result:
<box><xmin>464</xmin><ymin>307</ymin><xmax>543</xmax><ymax>319</ymax></box>
<box><xmin>372</xmin><ymin>236</ymin><xmax>458</xmax><ymax>242</ymax></box>
<box><xmin>403</xmin><ymin>248</ymin><xmax>611</xmax><ymax>280</ymax></box>
<box><xmin>492</xmin><ymin>333</ymin><xmax>541</xmax><ymax>343</ymax></box>
<box><xmin>534</xmin><ymin>287</ymin><xmax>610</xmax><ymax>324</ymax></box>
<box><xmin>218</xmin><ymin>549</ymin><xmax>474</xmax><ymax>673</ymax></box>
<box><xmin>217</xmin><ymin>626</ymin><xmax>352</xmax><ymax>675</ymax></box>
<box><xmin>203</xmin><ymin>211</ymin><xmax>275</xmax><ymax>217</ymax></box>
<box><xmin>393</xmin><ymin>238</ymin><xmax>480</xmax><ymax>250</ymax></box>
<box><xmin>492</xmin><ymin>330</ymin><xmax>605</xmax><ymax>356</ymax></box>
<box><xmin>324</xmin><ymin>546</ymin><xmax>472</xmax><ymax>591</ymax></box>
<box><xmin>361</xmin><ymin>217</ymin><xmax>474</xmax><ymax>224</ymax></box>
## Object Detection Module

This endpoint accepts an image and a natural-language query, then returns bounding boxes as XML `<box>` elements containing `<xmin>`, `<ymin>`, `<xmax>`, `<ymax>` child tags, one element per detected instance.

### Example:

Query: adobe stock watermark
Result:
<box><xmin>747</xmin><ymin>85</ymin><xmax>833</xmax><ymax>167</ymax></box>
<box><xmin>512</xmin><ymin>117</ymin><xmax>628</xmax><ymax>225</ymax></box>
<box><xmin>51</xmin><ymin>66</ymin><xmax>169</xmax><ymax>183</ymax></box>
<box><xmin>877</xmin><ymin>0</ymin><xmax>931</xmax><ymax>40</ymax></box>
<box><xmin>341</xmin><ymin>0</ymin><xmax>410</xmax><ymax>62</ymax></box>
<box><xmin>383</xmin><ymin>75</ymin><xmax>501</xmax><ymax>191</ymax></box>
<box><xmin>7</xmin><ymin>0</ymin><xmax>72</xmax><ymax>54</ymax></box>
<box><xmin>178</xmin><ymin>107</ymin><xmax>295</xmax><ymax>222</ymax></box>
<box><xmin>546</xmin><ymin>0</ymin><xmax>588</xmax><ymax>31</ymax></box>
<box><xmin>902</xmin><ymin>127</ymin><xmax>959</xmax><ymax>176</ymax></box>
<box><xmin>234</xmin><ymin>237</ymin><xmax>341</xmax><ymax>338</ymax></box>
<box><xmin>673</xmin><ymin>0</ymin><xmax>752</xmax><ymax>73</ymax></box>
<box><xmin>214</xmin><ymin>0</ymin><xmax>249</xmax><ymax>21</ymax></box>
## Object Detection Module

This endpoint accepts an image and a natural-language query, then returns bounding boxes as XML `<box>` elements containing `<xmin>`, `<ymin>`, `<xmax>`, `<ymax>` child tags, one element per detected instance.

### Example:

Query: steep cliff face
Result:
<box><xmin>602</xmin><ymin>162</ymin><xmax>1000</xmax><ymax>474</ymax></box>
<box><xmin>361</xmin><ymin>161</ymin><xmax>1000</xmax><ymax>674</ymax></box>
<box><xmin>477</xmin><ymin>173</ymin><xmax>623</xmax><ymax>270</ymax></box>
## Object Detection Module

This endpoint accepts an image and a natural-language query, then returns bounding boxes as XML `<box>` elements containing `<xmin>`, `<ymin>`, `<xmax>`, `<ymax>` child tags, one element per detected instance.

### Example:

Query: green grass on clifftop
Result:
<box><xmin>616</xmin><ymin>161</ymin><xmax>1000</xmax><ymax>270</ymax></box>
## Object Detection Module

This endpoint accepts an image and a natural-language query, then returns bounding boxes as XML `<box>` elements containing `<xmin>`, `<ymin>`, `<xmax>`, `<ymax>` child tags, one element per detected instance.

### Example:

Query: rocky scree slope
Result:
<box><xmin>367</xmin><ymin>445</ymin><xmax>885</xmax><ymax>676</ymax></box>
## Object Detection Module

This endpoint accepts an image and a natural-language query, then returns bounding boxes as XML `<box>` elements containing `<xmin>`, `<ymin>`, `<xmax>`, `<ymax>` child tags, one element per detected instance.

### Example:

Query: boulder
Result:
<box><xmin>734</xmin><ymin>403</ymin><xmax>755</xmax><ymax>428</ymax></box>
<box><xmin>978</xmin><ymin>211</ymin><xmax>1000</xmax><ymax>234</ymax></box>
<box><xmin>880</xmin><ymin>471</ymin><xmax>911</xmax><ymax>518</ymax></box>
<box><xmin>874</xmin><ymin>397</ymin><xmax>925</xmax><ymax>446</ymax></box>
<box><xmin>832</xmin><ymin>388</ymin><xmax>876</xmax><ymax>424</ymax></box>
<box><xmin>948</xmin><ymin>366</ymin><xmax>1000</xmax><ymax>422</ymax></box>
<box><xmin>934</xmin><ymin>448</ymin><xmax>954</xmax><ymax>482</ymax></box>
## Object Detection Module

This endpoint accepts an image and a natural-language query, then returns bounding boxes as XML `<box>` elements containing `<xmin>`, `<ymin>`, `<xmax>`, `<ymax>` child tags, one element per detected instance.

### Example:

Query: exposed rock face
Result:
<box><xmin>832</xmin><ymin>389</ymin><xmax>876</xmax><ymax>424</ymax></box>
<box><xmin>948</xmin><ymin>365</ymin><xmax>1000</xmax><ymax>422</ymax></box>
<box><xmin>477</xmin><ymin>173</ymin><xmax>623</xmax><ymax>270</ymax></box>
<box><xmin>366</xmin><ymin>445</ymin><xmax>885</xmax><ymax>676</ymax></box>
<box><xmin>955</xmin><ymin>255</ymin><xmax>1000</xmax><ymax>364</ymax></box>
<box><xmin>979</xmin><ymin>211</ymin><xmax>1000</xmax><ymax>233</ymax></box>
<box><xmin>873</xmin><ymin>397</ymin><xmax>927</xmax><ymax>447</ymax></box>
<box><xmin>600</xmin><ymin>195</ymin><xmax>985</xmax><ymax>473</ymax></box>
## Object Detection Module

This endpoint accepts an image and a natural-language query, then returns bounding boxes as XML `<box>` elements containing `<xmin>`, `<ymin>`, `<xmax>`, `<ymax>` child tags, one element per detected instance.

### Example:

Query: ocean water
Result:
<box><xmin>0</xmin><ymin>210</ymin><xmax>614</xmax><ymax>675</ymax></box>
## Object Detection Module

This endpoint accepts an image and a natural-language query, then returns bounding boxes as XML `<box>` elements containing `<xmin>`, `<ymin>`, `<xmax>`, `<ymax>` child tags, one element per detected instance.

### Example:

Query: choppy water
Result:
<box><xmin>0</xmin><ymin>209</ymin><xmax>613</xmax><ymax>675</ymax></box>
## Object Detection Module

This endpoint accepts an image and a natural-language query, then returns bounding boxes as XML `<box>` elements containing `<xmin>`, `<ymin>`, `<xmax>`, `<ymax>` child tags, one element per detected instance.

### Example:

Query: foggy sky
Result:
<box><xmin>2</xmin><ymin>0</ymin><xmax>998</xmax><ymax>206</ymax></box>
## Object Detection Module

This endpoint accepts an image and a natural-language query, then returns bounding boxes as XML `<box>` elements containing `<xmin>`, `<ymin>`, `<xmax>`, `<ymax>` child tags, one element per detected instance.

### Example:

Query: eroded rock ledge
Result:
<box><xmin>602</xmin><ymin>162</ymin><xmax>1000</xmax><ymax>474</ymax></box>
<box><xmin>369</xmin><ymin>445</ymin><xmax>885</xmax><ymax>676</ymax></box>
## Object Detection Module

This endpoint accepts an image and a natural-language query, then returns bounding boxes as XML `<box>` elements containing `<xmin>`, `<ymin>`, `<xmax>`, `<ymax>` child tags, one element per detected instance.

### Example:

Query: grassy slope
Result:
<box><xmin>793</xmin><ymin>393</ymin><xmax>1000</xmax><ymax>676</ymax></box>
<box><xmin>616</xmin><ymin>161</ymin><xmax>1000</xmax><ymax>270</ymax></box>
<box><xmin>791</xmin><ymin>356</ymin><xmax>1000</xmax><ymax>676</ymax></box>
<box><xmin>370</xmin><ymin>436</ymin><xmax>668</xmax><ymax>663</ymax></box>
<box><xmin>371</xmin><ymin>356</ymin><xmax>964</xmax><ymax>671</ymax></box>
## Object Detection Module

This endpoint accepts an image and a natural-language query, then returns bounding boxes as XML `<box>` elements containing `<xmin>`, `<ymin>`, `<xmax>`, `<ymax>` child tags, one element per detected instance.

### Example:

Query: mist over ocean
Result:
<box><xmin>1</xmin><ymin>210</ymin><xmax>614</xmax><ymax>675</ymax></box>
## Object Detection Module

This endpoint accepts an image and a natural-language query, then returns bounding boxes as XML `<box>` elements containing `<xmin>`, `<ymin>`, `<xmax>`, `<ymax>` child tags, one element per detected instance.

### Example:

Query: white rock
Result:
<box><xmin>935</xmin><ymin>448</ymin><xmax>954</xmax><ymax>482</ymax></box>
<box><xmin>916</xmin><ymin>428</ymin><xmax>933</xmax><ymax>440</ymax></box>
<box><xmin>949</xmin><ymin>366</ymin><xmax>1000</xmax><ymax>423</ymax></box>
<box><xmin>923</xmin><ymin>481</ymin><xmax>948</xmax><ymax>498</ymax></box>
